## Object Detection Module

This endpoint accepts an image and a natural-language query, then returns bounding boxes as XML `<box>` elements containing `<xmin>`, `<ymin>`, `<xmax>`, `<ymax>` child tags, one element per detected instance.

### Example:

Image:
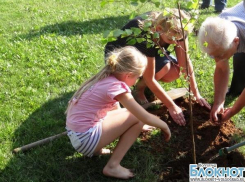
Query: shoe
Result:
<box><xmin>215</xmin><ymin>10</ymin><xmax>222</xmax><ymax>13</ymax></box>
<box><xmin>200</xmin><ymin>4</ymin><xmax>209</xmax><ymax>9</ymax></box>
<box><xmin>215</xmin><ymin>7</ymin><xmax>226</xmax><ymax>13</ymax></box>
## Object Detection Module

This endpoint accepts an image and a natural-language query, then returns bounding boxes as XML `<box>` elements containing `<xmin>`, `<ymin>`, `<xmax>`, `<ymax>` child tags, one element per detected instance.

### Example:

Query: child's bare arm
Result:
<box><xmin>222</xmin><ymin>89</ymin><xmax>245</xmax><ymax>121</ymax></box>
<box><xmin>115</xmin><ymin>92</ymin><xmax>171</xmax><ymax>141</ymax></box>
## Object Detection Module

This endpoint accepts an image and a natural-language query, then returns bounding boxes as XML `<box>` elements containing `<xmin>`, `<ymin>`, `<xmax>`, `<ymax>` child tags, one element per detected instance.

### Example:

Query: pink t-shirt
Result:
<box><xmin>66</xmin><ymin>76</ymin><xmax>131</xmax><ymax>132</ymax></box>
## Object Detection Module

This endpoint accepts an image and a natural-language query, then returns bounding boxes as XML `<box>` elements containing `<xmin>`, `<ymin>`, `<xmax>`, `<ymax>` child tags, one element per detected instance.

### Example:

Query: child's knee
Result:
<box><xmin>137</xmin><ymin>120</ymin><xmax>145</xmax><ymax>128</ymax></box>
<box><xmin>161</xmin><ymin>73</ymin><xmax>179</xmax><ymax>82</ymax></box>
<box><xmin>128</xmin><ymin>113</ymin><xmax>144</xmax><ymax>128</ymax></box>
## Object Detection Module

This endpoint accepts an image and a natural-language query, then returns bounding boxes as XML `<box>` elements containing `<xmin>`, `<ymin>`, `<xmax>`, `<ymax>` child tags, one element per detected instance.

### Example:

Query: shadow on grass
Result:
<box><xmin>224</xmin><ymin>94</ymin><xmax>239</xmax><ymax>107</ymax></box>
<box><xmin>0</xmin><ymin>92</ymin><xmax>159</xmax><ymax>182</ymax></box>
<box><xmin>2</xmin><ymin>94</ymin><xmax>245</xmax><ymax>181</ymax></box>
<box><xmin>0</xmin><ymin>92</ymin><xmax>107</xmax><ymax>181</ymax></box>
<box><xmin>15</xmin><ymin>15</ymin><xmax>130</xmax><ymax>40</ymax></box>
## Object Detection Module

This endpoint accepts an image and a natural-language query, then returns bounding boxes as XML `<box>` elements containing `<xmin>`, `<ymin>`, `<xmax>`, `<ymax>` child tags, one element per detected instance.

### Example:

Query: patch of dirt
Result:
<box><xmin>142</xmin><ymin>97</ymin><xmax>245</xmax><ymax>182</ymax></box>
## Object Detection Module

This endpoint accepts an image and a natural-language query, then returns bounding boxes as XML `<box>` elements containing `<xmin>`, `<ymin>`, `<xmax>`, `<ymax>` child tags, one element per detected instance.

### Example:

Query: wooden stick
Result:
<box><xmin>13</xmin><ymin>131</ymin><xmax>67</xmax><ymax>153</ymax></box>
<box><xmin>142</xmin><ymin>87</ymin><xmax>187</xmax><ymax>109</ymax></box>
<box><xmin>12</xmin><ymin>88</ymin><xmax>187</xmax><ymax>153</ymax></box>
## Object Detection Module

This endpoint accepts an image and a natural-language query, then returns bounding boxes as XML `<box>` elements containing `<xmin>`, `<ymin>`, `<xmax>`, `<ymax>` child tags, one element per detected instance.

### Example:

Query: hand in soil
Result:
<box><xmin>210</xmin><ymin>104</ymin><xmax>224</xmax><ymax>122</ymax></box>
<box><xmin>195</xmin><ymin>96</ymin><xmax>211</xmax><ymax>110</ymax></box>
<box><xmin>162</xmin><ymin>128</ymin><xmax>171</xmax><ymax>142</ymax></box>
<box><xmin>168</xmin><ymin>105</ymin><xmax>186</xmax><ymax>126</ymax></box>
<box><xmin>147</xmin><ymin>98</ymin><xmax>245</xmax><ymax>181</ymax></box>
<box><xmin>212</xmin><ymin>113</ymin><xmax>224</xmax><ymax>125</ymax></box>
<box><xmin>211</xmin><ymin>113</ymin><xmax>225</xmax><ymax>125</ymax></box>
<box><xmin>221</xmin><ymin>108</ymin><xmax>233</xmax><ymax>122</ymax></box>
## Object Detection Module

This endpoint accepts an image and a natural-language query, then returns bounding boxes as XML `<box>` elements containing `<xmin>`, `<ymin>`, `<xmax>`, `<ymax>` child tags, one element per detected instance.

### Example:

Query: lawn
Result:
<box><xmin>0</xmin><ymin>0</ymin><xmax>244</xmax><ymax>181</ymax></box>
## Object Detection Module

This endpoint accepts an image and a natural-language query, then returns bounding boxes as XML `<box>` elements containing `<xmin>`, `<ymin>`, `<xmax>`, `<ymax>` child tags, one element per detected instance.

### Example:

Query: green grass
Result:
<box><xmin>0</xmin><ymin>0</ymin><xmax>244</xmax><ymax>181</ymax></box>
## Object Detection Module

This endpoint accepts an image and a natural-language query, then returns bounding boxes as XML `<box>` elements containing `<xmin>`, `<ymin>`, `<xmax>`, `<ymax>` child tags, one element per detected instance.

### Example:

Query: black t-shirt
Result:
<box><xmin>105</xmin><ymin>13</ymin><xmax>170</xmax><ymax>57</ymax></box>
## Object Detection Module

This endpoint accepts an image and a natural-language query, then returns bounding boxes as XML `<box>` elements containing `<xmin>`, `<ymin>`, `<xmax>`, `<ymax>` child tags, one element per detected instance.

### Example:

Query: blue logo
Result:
<box><xmin>189</xmin><ymin>163</ymin><xmax>245</xmax><ymax>181</ymax></box>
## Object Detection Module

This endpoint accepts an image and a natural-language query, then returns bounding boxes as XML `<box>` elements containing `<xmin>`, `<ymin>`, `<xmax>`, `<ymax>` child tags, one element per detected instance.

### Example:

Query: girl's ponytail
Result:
<box><xmin>65</xmin><ymin>46</ymin><xmax>147</xmax><ymax>114</ymax></box>
<box><xmin>107</xmin><ymin>54</ymin><xmax>118</xmax><ymax>72</ymax></box>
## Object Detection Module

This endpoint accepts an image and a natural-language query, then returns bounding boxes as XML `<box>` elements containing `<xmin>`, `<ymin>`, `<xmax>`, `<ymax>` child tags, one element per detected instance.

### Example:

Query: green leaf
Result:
<box><xmin>127</xmin><ymin>38</ymin><xmax>137</xmax><ymax>45</ymax></box>
<box><xmin>131</xmin><ymin>2</ymin><xmax>138</xmax><ymax>6</ymax></box>
<box><xmin>113</xmin><ymin>29</ymin><xmax>124</xmax><ymax>37</ymax></box>
<box><xmin>100</xmin><ymin>0</ymin><xmax>114</xmax><ymax>7</ymax></box>
<box><xmin>192</xmin><ymin>44</ymin><xmax>197</xmax><ymax>50</ymax></box>
<box><xmin>153</xmin><ymin>32</ymin><xmax>159</xmax><ymax>39</ymax></box>
<box><xmin>143</xmin><ymin>27</ymin><xmax>150</xmax><ymax>32</ymax></box>
<box><xmin>146</xmin><ymin>34</ymin><xmax>151</xmax><ymax>39</ymax></box>
<box><xmin>203</xmin><ymin>41</ymin><xmax>208</xmax><ymax>48</ymax></box>
<box><xmin>101</xmin><ymin>38</ymin><xmax>108</xmax><ymax>44</ymax></box>
<box><xmin>136</xmin><ymin>38</ymin><xmax>145</xmax><ymax>43</ymax></box>
<box><xmin>154</xmin><ymin>2</ymin><xmax>160</xmax><ymax>7</ymax></box>
<box><xmin>100</xmin><ymin>1</ymin><xmax>107</xmax><ymax>7</ymax></box>
<box><xmin>108</xmin><ymin>37</ymin><xmax>117</xmax><ymax>42</ymax></box>
<box><xmin>131</xmin><ymin>27</ymin><xmax>142</xmax><ymax>36</ymax></box>
<box><xmin>121</xmin><ymin>29</ymin><xmax>133</xmax><ymax>38</ymax></box>
<box><xmin>103</xmin><ymin>30</ymin><xmax>111</xmax><ymax>38</ymax></box>
<box><xmin>163</xmin><ymin>9</ymin><xmax>169</xmax><ymax>16</ymax></box>
<box><xmin>187</xmin><ymin>0</ymin><xmax>198</xmax><ymax>9</ymax></box>
<box><xmin>129</xmin><ymin>12</ymin><xmax>136</xmax><ymax>19</ymax></box>
<box><xmin>139</xmin><ymin>14</ymin><xmax>148</xmax><ymax>20</ymax></box>
<box><xmin>146</xmin><ymin>42</ymin><xmax>153</xmax><ymax>48</ymax></box>
<box><xmin>143</xmin><ymin>21</ymin><xmax>152</xmax><ymax>28</ymax></box>
<box><xmin>147</xmin><ymin>39</ymin><xmax>153</xmax><ymax>43</ymax></box>
<box><xmin>125</xmin><ymin>29</ymin><xmax>133</xmax><ymax>36</ymax></box>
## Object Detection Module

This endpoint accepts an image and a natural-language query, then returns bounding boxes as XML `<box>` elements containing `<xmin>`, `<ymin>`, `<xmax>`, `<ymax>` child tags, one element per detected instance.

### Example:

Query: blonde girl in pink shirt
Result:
<box><xmin>65</xmin><ymin>46</ymin><xmax>171</xmax><ymax>179</ymax></box>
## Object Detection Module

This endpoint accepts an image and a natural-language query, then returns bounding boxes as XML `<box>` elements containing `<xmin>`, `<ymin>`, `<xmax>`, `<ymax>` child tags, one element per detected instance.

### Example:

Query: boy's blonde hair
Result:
<box><xmin>65</xmin><ymin>46</ymin><xmax>147</xmax><ymax>113</ymax></box>
<box><xmin>140</xmin><ymin>9</ymin><xmax>193</xmax><ymax>41</ymax></box>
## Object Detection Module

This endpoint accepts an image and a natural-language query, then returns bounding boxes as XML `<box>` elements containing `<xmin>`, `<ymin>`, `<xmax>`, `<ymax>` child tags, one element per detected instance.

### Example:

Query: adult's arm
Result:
<box><xmin>143</xmin><ymin>56</ymin><xmax>185</xmax><ymax>126</ymax></box>
<box><xmin>211</xmin><ymin>59</ymin><xmax>230</xmax><ymax>121</ymax></box>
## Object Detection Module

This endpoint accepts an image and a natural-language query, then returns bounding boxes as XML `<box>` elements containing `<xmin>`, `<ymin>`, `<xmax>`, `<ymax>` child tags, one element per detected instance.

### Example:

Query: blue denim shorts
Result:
<box><xmin>155</xmin><ymin>52</ymin><xmax>178</xmax><ymax>73</ymax></box>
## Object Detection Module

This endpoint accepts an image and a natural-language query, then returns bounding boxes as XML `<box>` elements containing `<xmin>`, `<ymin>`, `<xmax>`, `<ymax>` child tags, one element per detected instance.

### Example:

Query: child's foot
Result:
<box><xmin>103</xmin><ymin>165</ymin><xmax>135</xmax><ymax>179</ymax></box>
<box><xmin>132</xmin><ymin>90</ymin><xmax>148</xmax><ymax>105</ymax></box>
<box><xmin>94</xmin><ymin>148</ymin><xmax>111</xmax><ymax>156</ymax></box>
<box><xmin>142</xmin><ymin>124</ymin><xmax>156</xmax><ymax>131</ymax></box>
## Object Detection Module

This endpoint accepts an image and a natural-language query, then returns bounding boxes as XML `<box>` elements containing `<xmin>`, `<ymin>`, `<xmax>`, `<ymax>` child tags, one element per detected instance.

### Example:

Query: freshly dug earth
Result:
<box><xmin>142</xmin><ymin>97</ymin><xmax>245</xmax><ymax>182</ymax></box>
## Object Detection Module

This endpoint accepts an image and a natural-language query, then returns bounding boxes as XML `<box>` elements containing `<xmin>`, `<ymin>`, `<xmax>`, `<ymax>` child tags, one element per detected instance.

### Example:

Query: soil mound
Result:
<box><xmin>144</xmin><ymin>97</ymin><xmax>245</xmax><ymax>181</ymax></box>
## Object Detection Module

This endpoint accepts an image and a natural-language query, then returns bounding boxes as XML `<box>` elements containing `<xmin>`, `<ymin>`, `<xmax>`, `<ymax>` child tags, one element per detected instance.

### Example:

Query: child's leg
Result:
<box><xmin>156</xmin><ymin>62</ymin><xmax>180</xmax><ymax>82</ymax></box>
<box><xmin>94</xmin><ymin>108</ymin><xmax>144</xmax><ymax>179</ymax></box>
<box><xmin>133</xmin><ymin>78</ymin><xmax>148</xmax><ymax>104</ymax></box>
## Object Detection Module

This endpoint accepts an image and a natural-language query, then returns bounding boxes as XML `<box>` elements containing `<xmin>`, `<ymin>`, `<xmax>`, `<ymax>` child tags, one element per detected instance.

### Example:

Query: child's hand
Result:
<box><xmin>168</xmin><ymin>105</ymin><xmax>185</xmax><ymax>126</ymax></box>
<box><xmin>196</xmin><ymin>96</ymin><xmax>211</xmax><ymax>110</ymax></box>
<box><xmin>221</xmin><ymin>107</ymin><xmax>233</xmax><ymax>122</ymax></box>
<box><xmin>162</xmin><ymin>127</ymin><xmax>171</xmax><ymax>142</ymax></box>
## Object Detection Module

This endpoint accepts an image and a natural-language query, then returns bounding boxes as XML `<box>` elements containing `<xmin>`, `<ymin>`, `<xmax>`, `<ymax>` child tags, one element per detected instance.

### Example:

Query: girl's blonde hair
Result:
<box><xmin>65</xmin><ymin>46</ymin><xmax>147</xmax><ymax>113</ymax></box>
<box><xmin>140</xmin><ymin>9</ymin><xmax>193</xmax><ymax>41</ymax></box>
